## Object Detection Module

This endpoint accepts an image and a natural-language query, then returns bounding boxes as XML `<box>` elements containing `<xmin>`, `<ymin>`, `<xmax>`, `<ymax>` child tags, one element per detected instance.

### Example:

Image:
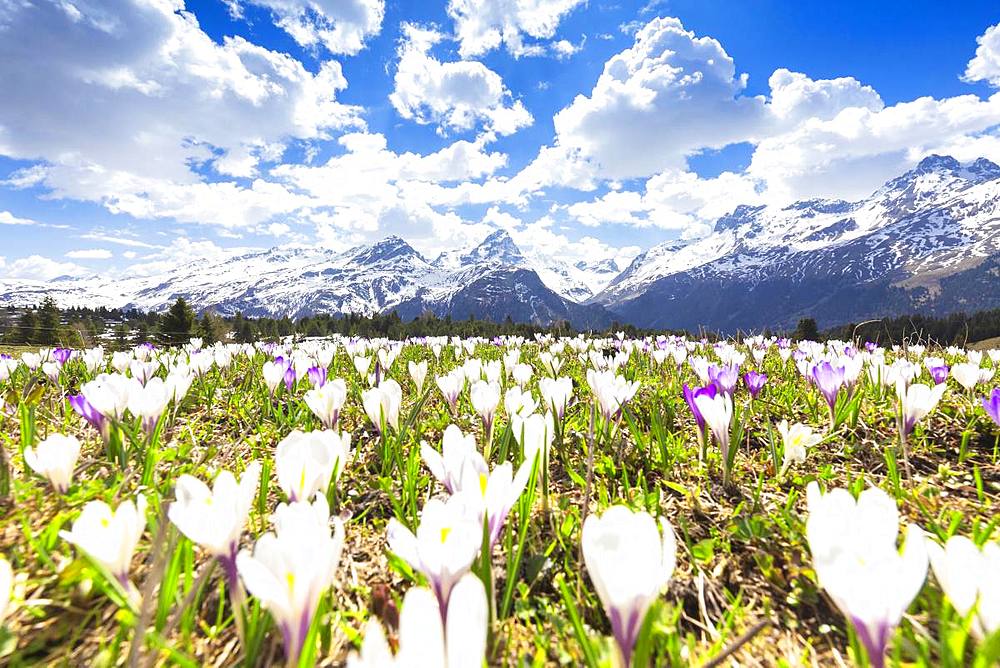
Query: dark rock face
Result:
<box><xmin>394</xmin><ymin>268</ymin><xmax>614</xmax><ymax>330</ymax></box>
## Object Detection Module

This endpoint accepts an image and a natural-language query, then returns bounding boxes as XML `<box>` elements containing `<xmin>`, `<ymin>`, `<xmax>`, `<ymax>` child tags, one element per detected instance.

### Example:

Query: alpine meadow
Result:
<box><xmin>2</xmin><ymin>1</ymin><xmax>1000</xmax><ymax>667</ymax></box>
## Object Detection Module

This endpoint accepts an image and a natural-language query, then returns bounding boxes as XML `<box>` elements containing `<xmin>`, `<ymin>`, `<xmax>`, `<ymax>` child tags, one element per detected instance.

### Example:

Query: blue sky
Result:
<box><xmin>1</xmin><ymin>0</ymin><xmax>1000</xmax><ymax>280</ymax></box>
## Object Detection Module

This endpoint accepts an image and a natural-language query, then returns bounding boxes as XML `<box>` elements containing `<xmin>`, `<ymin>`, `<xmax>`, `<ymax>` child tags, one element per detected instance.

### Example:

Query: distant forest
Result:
<box><xmin>2</xmin><ymin>297</ymin><xmax>1000</xmax><ymax>349</ymax></box>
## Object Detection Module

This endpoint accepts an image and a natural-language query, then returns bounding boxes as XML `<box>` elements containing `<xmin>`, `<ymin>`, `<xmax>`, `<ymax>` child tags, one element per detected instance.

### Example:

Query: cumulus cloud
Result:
<box><xmin>234</xmin><ymin>0</ymin><xmax>384</xmax><ymax>55</ymax></box>
<box><xmin>551</xmin><ymin>17</ymin><xmax>881</xmax><ymax>181</ymax></box>
<box><xmin>748</xmin><ymin>93</ymin><xmax>1000</xmax><ymax>201</ymax></box>
<box><xmin>0</xmin><ymin>0</ymin><xmax>362</xmax><ymax>221</ymax></box>
<box><xmin>271</xmin><ymin>132</ymin><xmax>510</xmax><ymax>254</ymax></box>
<box><xmin>1</xmin><ymin>255</ymin><xmax>88</xmax><ymax>280</ymax></box>
<box><xmin>447</xmin><ymin>0</ymin><xmax>586</xmax><ymax>57</ymax></box>
<box><xmin>566</xmin><ymin>169</ymin><xmax>762</xmax><ymax>231</ymax></box>
<box><xmin>964</xmin><ymin>22</ymin><xmax>1000</xmax><ymax>87</ymax></box>
<box><xmin>123</xmin><ymin>237</ymin><xmax>245</xmax><ymax>277</ymax></box>
<box><xmin>390</xmin><ymin>24</ymin><xmax>532</xmax><ymax>136</ymax></box>
<box><xmin>66</xmin><ymin>249</ymin><xmax>113</xmax><ymax>260</ymax></box>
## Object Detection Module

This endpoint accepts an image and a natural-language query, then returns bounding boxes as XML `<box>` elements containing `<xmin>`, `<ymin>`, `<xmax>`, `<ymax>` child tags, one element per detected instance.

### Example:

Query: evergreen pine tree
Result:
<box><xmin>159</xmin><ymin>297</ymin><xmax>195</xmax><ymax>345</ymax></box>
<box><xmin>36</xmin><ymin>296</ymin><xmax>60</xmax><ymax>345</ymax></box>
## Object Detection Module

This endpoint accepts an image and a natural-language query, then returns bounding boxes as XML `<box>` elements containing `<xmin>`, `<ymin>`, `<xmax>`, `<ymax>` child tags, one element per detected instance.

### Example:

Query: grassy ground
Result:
<box><xmin>0</xmin><ymin>339</ymin><xmax>998</xmax><ymax>666</ymax></box>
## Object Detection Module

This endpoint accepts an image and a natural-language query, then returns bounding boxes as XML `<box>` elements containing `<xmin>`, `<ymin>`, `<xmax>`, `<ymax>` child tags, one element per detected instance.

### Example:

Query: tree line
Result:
<box><xmin>3</xmin><ymin>298</ymin><xmax>1000</xmax><ymax>349</ymax></box>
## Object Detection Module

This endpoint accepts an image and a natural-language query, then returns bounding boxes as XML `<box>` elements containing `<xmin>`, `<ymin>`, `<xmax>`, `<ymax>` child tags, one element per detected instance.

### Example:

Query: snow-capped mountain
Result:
<box><xmin>592</xmin><ymin>155</ymin><xmax>1000</xmax><ymax>331</ymax></box>
<box><xmin>2</xmin><ymin>155</ymin><xmax>997</xmax><ymax>331</ymax></box>
<box><xmin>0</xmin><ymin>231</ymin><xmax>615</xmax><ymax>328</ymax></box>
<box><xmin>431</xmin><ymin>229</ymin><xmax>612</xmax><ymax>303</ymax></box>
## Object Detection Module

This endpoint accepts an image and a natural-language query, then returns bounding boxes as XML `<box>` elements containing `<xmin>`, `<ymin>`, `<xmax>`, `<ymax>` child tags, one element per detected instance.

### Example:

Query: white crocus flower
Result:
<box><xmin>421</xmin><ymin>425</ymin><xmax>478</xmax><ymax>494</ymax></box>
<box><xmin>408</xmin><ymin>360</ymin><xmax>428</xmax><ymax>394</ymax></box>
<box><xmin>503</xmin><ymin>386</ymin><xmax>537</xmax><ymax>418</ymax></box>
<box><xmin>586</xmin><ymin>369</ymin><xmax>640</xmax><ymax>420</ymax></box>
<box><xmin>60</xmin><ymin>496</ymin><xmax>148</xmax><ymax>593</ymax></box>
<box><xmin>262</xmin><ymin>360</ymin><xmax>286</xmax><ymax>394</ymax></box>
<box><xmin>539</xmin><ymin>376</ymin><xmax>573</xmax><ymax>421</ymax></box>
<box><xmin>776</xmin><ymin>421</ymin><xmax>821</xmax><ymax>475</ymax></box>
<box><xmin>457</xmin><ymin>456</ymin><xmax>532</xmax><ymax>549</ymax></box>
<box><xmin>511</xmin><ymin>363</ymin><xmax>533</xmax><ymax>386</ymax></box>
<box><xmin>82</xmin><ymin>373</ymin><xmax>137</xmax><ymax>421</ymax></box>
<box><xmin>24</xmin><ymin>433</ymin><xmax>81</xmax><ymax>493</ymax></box>
<box><xmin>82</xmin><ymin>348</ymin><xmax>105</xmax><ymax>374</ymax></box>
<box><xmin>927</xmin><ymin>535</ymin><xmax>1000</xmax><ymax>640</ymax></box>
<box><xmin>237</xmin><ymin>495</ymin><xmax>345</xmax><ymax>665</ymax></box>
<box><xmin>694</xmin><ymin>392</ymin><xmax>733</xmax><ymax>461</ymax></box>
<box><xmin>275</xmin><ymin>430</ymin><xmax>352</xmax><ymax>502</ymax></box>
<box><xmin>347</xmin><ymin>573</ymin><xmax>487</xmax><ymax>668</ymax></box>
<box><xmin>165</xmin><ymin>368</ymin><xmax>193</xmax><ymax>403</ymax></box>
<box><xmin>952</xmin><ymin>362</ymin><xmax>984</xmax><ymax>391</ymax></box>
<box><xmin>805</xmin><ymin>482</ymin><xmax>927</xmax><ymax>668</ymax></box>
<box><xmin>436</xmin><ymin>372</ymin><xmax>464</xmax><ymax>412</ymax></box>
<box><xmin>386</xmin><ymin>494</ymin><xmax>482</xmax><ymax>613</ymax></box>
<box><xmin>511</xmin><ymin>412</ymin><xmax>554</xmax><ymax>465</ymax></box>
<box><xmin>582</xmin><ymin>506</ymin><xmax>677</xmax><ymax>668</ymax></box>
<box><xmin>469</xmin><ymin>380</ymin><xmax>500</xmax><ymax>433</ymax></box>
<box><xmin>898</xmin><ymin>381</ymin><xmax>946</xmax><ymax>436</ymax></box>
<box><xmin>127</xmin><ymin>376</ymin><xmax>171</xmax><ymax>434</ymax></box>
<box><xmin>353</xmin><ymin>355</ymin><xmax>372</xmax><ymax>378</ymax></box>
<box><xmin>168</xmin><ymin>462</ymin><xmax>261</xmax><ymax>586</ymax></box>
<box><xmin>303</xmin><ymin>378</ymin><xmax>348</xmax><ymax>430</ymax></box>
<box><xmin>362</xmin><ymin>379</ymin><xmax>403</xmax><ymax>433</ymax></box>
<box><xmin>21</xmin><ymin>352</ymin><xmax>41</xmax><ymax>371</ymax></box>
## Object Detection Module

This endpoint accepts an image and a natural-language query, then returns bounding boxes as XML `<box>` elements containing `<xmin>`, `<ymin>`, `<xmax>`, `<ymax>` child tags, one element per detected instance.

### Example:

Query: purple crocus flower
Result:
<box><xmin>984</xmin><ymin>388</ymin><xmax>1000</xmax><ymax>427</ymax></box>
<box><xmin>811</xmin><ymin>361</ymin><xmax>845</xmax><ymax>411</ymax></box>
<box><xmin>864</xmin><ymin>341</ymin><xmax>879</xmax><ymax>353</ymax></box>
<box><xmin>53</xmin><ymin>348</ymin><xmax>72</xmax><ymax>366</ymax></box>
<box><xmin>306</xmin><ymin>366</ymin><xmax>327</xmax><ymax>388</ymax></box>
<box><xmin>708</xmin><ymin>363</ymin><xmax>740</xmax><ymax>396</ymax></box>
<box><xmin>69</xmin><ymin>394</ymin><xmax>108</xmax><ymax>439</ymax></box>
<box><xmin>744</xmin><ymin>371</ymin><xmax>767</xmax><ymax>398</ymax></box>
<box><xmin>928</xmin><ymin>365</ymin><xmax>949</xmax><ymax>385</ymax></box>
<box><xmin>283</xmin><ymin>366</ymin><xmax>297</xmax><ymax>392</ymax></box>
<box><xmin>683</xmin><ymin>383</ymin><xmax>717</xmax><ymax>432</ymax></box>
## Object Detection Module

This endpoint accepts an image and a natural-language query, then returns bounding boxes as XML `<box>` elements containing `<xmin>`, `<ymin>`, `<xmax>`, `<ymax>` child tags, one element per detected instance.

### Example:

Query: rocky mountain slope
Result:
<box><xmin>591</xmin><ymin>155</ymin><xmax>1000</xmax><ymax>332</ymax></box>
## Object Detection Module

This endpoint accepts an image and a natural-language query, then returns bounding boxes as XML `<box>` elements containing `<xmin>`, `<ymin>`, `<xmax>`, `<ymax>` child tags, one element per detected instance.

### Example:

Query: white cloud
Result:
<box><xmin>0</xmin><ymin>210</ymin><xmax>69</xmax><ymax>229</ymax></box>
<box><xmin>236</xmin><ymin>0</ymin><xmax>384</xmax><ymax>55</ymax></box>
<box><xmin>447</xmin><ymin>0</ymin><xmax>586</xmax><ymax>57</ymax></box>
<box><xmin>80</xmin><ymin>232</ymin><xmax>160</xmax><ymax>249</ymax></box>
<box><xmin>266</xmin><ymin>222</ymin><xmax>292</xmax><ymax>236</ymax></box>
<box><xmin>123</xmin><ymin>237</ymin><xmax>244</xmax><ymax>277</ymax></box>
<box><xmin>748</xmin><ymin>93</ymin><xmax>1000</xmax><ymax>202</ymax></box>
<box><xmin>2</xmin><ymin>255</ymin><xmax>88</xmax><ymax>280</ymax></box>
<box><xmin>271</xmin><ymin>132</ymin><xmax>510</xmax><ymax>254</ymax></box>
<box><xmin>964</xmin><ymin>22</ymin><xmax>1000</xmax><ymax>87</ymax></box>
<box><xmin>390</xmin><ymin>24</ymin><xmax>532</xmax><ymax>136</ymax></box>
<box><xmin>66</xmin><ymin>248</ymin><xmax>113</xmax><ymax>260</ymax></box>
<box><xmin>551</xmin><ymin>37</ymin><xmax>583</xmax><ymax>60</ymax></box>
<box><xmin>0</xmin><ymin>0</ymin><xmax>362</xmax><ymax>221</ymax></box>
<box><xmin>566</xmin><ymin>169</ymin><xmax>761</xmax><ymax>231</ymax></box>
<box><xmin>0</xmin><ymin>210</ymin><xmax>39</xmax><ymax>226</ymax></box>
<box><xmin>551</xmin><ymin>17</ymin><xmax>881</xmax><ymax>181</ymax></box>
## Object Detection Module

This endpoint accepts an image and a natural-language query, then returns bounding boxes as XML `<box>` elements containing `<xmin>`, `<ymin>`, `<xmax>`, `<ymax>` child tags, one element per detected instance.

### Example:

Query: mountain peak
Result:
<box><xmin>351</xmin><ymin>235</ymin><xmax>424</xmax><ymax>266</ymax></box>
<box><xmin>461</xmin><ymin>228</ymin><xmax>524</xmax><ymax>266</ymax></box>
<box><xmin>715</xmin><ymin>204</ymin><xmax>765</xmax><ymax>232</ymax></box>
<box><xmin>913</xmin><ymin>154</ymin><xmax>961</xmax><ymax>174</ymax></box>
<box><xmin>966</xmin><ymin>157</ymin><xmax>1000</xmax><ymax>180</ymax></box>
